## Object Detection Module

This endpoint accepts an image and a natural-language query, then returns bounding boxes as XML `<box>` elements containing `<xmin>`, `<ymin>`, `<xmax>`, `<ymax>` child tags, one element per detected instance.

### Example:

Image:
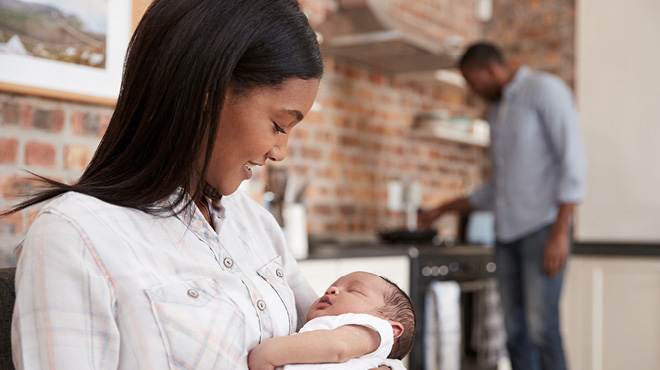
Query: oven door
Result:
<box><xmin>408</xmin><ymin>249</ymin><xmax>504</xmax><ymax>370</ymax></box>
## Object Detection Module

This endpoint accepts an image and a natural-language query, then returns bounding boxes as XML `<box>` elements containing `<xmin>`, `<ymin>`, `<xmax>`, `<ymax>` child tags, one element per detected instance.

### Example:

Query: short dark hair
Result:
<box><xmin>378</xmin><ymin>276</ymin><xmax>416</xmax><ymax>360</ymax></box>
<box><xmin>4</xmin><ymin>0</ymin><xmax>323</xmax><ymax>217</ymax></box>
<box><xmin>458</xmin><ymin>42</ymin><xmax>504</xmax><ymax>69</ymax></box>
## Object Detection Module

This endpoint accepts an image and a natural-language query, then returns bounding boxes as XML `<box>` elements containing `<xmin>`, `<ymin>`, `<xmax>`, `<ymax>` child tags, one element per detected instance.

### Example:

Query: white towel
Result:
<box><xmin>424</xmin><ymin>281</ymin><xmax>461</xmax><ymax>370</ymax></box>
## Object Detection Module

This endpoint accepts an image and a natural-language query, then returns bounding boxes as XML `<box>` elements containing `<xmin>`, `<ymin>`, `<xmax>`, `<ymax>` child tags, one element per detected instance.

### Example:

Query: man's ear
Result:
<box><xmin>389</xmin><ymin>320</ymin><xmax>404</xmax><ymax>339</ymax></box>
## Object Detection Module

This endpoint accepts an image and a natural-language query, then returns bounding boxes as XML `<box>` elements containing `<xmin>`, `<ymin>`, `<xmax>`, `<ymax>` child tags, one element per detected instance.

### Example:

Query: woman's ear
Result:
<box><xmin>389</xmin><ymin>320</ymin><xmax>404</xmax><ymax>339</ymax></box>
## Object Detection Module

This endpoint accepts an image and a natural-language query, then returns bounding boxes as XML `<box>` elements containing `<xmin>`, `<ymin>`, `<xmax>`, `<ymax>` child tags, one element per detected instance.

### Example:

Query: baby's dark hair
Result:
<box><xmin>377</xmin><ymin>276</ymin><xmax>416</xmax><ymax>360</ymax></box>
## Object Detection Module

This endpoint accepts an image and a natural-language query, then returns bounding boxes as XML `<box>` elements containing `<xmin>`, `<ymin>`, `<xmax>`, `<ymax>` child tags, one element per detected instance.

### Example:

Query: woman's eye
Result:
<box><xmin>273</xmin><ymin>122</ymin><xmax>287</xmax><ymax>134</ymax></box>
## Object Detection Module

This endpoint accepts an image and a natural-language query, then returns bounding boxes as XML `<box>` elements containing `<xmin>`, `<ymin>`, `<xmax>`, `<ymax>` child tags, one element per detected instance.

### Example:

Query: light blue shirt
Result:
<box><xmin>469</xmin><ymin>66</ymin><xmax>587</xmax><ymax>243</ymax></box>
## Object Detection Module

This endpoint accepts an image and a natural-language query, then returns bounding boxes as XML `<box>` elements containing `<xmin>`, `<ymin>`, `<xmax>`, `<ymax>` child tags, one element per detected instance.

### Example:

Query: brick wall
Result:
<box><xmin>1</xmin><ymin>0</ymin><xmax>575</xmax><ymax>265</ymax></box>
<box><xmin>483</xmin><ymin>0</ymin><xmax>575</xmax><ymax>86</ymax></box>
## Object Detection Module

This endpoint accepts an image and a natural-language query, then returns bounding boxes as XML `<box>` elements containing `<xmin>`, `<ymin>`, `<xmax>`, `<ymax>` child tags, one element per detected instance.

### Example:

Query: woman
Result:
<box><xmin>7</xmin><ymin>0</ymin><xmax>329</xmax><ymax>368</ymax></box>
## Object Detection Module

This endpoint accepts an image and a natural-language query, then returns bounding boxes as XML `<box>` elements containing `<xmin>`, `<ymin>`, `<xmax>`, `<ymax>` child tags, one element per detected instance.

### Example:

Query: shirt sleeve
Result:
<box><xmin>12</xmin><ymin>211</ymin><xmax>120</xmax><ymax>369</ymax></box>
<box><xmin>469</xmin><ymin>180</ymin><xmax>495</xmax><ymax>210</ymax></box>
<box><xmin>534</xmin><ymin>77</ymin><xmax>587</xmax><ymax>203</ymax></box>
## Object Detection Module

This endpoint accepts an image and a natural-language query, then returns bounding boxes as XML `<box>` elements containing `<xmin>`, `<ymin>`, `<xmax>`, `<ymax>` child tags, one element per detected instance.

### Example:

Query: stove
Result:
<box><xmin>408</xmin><ymin>245</ymin><xmax>497</xmax><ymax>370</ymax></box>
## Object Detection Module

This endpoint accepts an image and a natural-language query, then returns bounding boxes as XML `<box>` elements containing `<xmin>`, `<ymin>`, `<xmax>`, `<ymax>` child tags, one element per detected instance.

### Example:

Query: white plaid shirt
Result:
<box><xmin>12</xmin><ymin>190</ymin><xmax>318</xmax><ymax>369</ymax></box>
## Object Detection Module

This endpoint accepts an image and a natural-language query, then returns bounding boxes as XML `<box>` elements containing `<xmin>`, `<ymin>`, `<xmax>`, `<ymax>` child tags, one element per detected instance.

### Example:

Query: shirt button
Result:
<box><xmin>257</xmin><ymin>300</ymin><xmax>267</xmax><ymax>311</ymax></box>
<box><xmin>187</xmin><ymin>289</ymin><xmax>199</xmax><ymax>298</ymax></box>
<box><xmin>276</xmin><ymin>269</ymin><xmax>284</xmax><ymax>278</ymax></box>
<box><xmin>223</xmin><ymin>258</ymin><xmax>234</xmax><ymax>269</ymax></box>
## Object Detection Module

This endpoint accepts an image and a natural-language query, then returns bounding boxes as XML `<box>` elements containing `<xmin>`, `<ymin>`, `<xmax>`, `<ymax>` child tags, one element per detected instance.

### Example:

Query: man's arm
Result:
<box><xmin>248</xmin><ymin>325</ymin><xmax>380</xmax><ymax>370</ymax></box>
<box><xmin>418</xmin><ymin>197</ymin><xmax>474</xmax><ymax>230</ymax></box>
<box><xmin>534</xmin><ymin>77</ymin><xmax>586</xmax><ymax>276</ymax></box>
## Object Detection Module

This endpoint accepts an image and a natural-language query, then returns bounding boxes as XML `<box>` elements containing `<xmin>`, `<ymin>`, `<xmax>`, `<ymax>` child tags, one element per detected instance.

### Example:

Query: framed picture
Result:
<box><xmin>0</xmin><ymin>0</ymin><xmax>148</xmax><ymax>106</ymax></box>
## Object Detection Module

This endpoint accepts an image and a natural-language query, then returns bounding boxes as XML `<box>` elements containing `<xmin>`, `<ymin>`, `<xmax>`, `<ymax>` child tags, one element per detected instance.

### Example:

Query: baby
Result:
<box><xmin>248</xmin><ymin>271</ymin><xmax>416</xmax><ymax>370</ymax></box>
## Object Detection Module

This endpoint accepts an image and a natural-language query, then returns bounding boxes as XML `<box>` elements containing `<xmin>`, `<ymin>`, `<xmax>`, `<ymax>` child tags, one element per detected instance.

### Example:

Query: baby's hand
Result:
<box><xmin>248</xmin><ymin>340</ymin><xmax>277</xmax><ymax>370</ymax></box>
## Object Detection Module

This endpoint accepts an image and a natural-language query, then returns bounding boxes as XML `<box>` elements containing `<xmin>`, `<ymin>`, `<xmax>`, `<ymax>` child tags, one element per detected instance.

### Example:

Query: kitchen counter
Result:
<box><xmin>305</xmin><ymin>240</ymin><xmax>494</xmax><ymax>260</ymax></box>
<box><xmin>574</xmin><ymin>242</ymin><xmax>660</xmax><ymax>257</ymax></box>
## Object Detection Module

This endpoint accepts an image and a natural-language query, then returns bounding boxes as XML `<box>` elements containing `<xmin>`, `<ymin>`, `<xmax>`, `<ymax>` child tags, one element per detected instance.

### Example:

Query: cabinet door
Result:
<box><xmin>562</xmin><ymin>256</ymin><xmax>660</xmax><ymax>370</ymax></box>
<box><xmin>337</xmin><ymin>256</ymin><xmax>410</xmax><ymax>294</ymax></box>
<box><xmin>297</xmin><ymin>259</ymin><xmax>340</xmax><ymax>296</ymax></box>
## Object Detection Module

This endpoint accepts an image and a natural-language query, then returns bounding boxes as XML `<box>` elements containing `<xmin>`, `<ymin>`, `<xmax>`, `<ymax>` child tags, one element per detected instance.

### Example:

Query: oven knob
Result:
<box><xmin>449</xmin><ymin>262</ymin><xmax>459</xmax><ymax>272</ymax></box>
<box><xmin>422</xmin><ymin>266</ymin><xmax>432</xmax><ymax>276</ymax></box>
<box><xmin>486</xmin><ymin>262</ymin><xmax>497</xmax><ymax>273</ymax></box>
<box><xmin>430</xmin><ymin>266</ymin><xmax>441</xmax><ymax>276</ymax></box>
<box><xmin>439</xmin><ymin>265</ymin><xmax>449</xmax><ymax>276</ymax></box>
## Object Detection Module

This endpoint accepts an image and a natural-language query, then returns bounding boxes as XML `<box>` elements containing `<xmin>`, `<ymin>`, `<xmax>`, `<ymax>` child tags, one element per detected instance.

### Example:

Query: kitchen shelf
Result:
<box><xmin>410</xmin><ymin>125</ymin><xmax>490</xmax><ymax>147</ymax></box>
<box><xmin>394</xmin><ymin>69</ymin><xmax>467</xmax><ymax>90</ymax></box>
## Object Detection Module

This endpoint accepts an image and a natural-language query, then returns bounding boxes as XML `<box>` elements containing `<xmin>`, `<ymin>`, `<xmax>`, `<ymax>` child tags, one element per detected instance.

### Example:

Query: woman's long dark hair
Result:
<box><xmin>4</xmin><ymin>0</ymin><xmax>323</xmax><ymax>216</ymax></box>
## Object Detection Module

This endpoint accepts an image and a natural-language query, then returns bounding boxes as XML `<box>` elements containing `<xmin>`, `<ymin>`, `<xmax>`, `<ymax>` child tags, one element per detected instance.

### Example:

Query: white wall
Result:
<box><xmin>576</xmin><ymin>0</ymin><xmax>660</xmax><ymax>243</ymax></box>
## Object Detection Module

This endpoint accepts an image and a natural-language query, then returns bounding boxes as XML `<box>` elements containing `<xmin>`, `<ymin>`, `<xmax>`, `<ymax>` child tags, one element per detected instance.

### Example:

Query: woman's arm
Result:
<box><xmin>248</xmin><ymin>325</ymin><xmax>380</xmax><ymax>370</ymax></box>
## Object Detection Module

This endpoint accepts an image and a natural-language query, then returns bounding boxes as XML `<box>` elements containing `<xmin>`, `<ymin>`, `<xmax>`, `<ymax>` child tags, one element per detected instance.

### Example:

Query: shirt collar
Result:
<box><xmin>502</xmin><ymin>65</ymin><xmax>530</xmax><ymax>99</ymax></box>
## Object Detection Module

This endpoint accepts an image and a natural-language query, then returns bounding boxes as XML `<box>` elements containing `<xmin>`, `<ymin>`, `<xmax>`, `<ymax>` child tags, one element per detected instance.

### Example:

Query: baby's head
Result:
<box><xmin>307</xmin><ymin>271</ymin><xmax>415</xmax><ymax>360</ymax></box>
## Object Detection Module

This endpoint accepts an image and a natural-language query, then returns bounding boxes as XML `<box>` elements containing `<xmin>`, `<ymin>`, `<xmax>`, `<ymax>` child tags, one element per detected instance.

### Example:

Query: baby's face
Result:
<box><xmin>307</xmin><ymin>271</ymin><xmax>387</xmax><ymax>321</ymax></box>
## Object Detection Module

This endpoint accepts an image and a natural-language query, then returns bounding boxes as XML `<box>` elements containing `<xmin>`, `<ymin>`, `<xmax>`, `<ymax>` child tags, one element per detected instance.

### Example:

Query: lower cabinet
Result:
<box><xmin>297</xmin><ymin>255</ymin><xmax>410</xmax><ymax>296</ymax></box>
<box><xmin>561</xmin><ymin>255</ymin><xmax>660</xmax><ymax>370</ymax></box>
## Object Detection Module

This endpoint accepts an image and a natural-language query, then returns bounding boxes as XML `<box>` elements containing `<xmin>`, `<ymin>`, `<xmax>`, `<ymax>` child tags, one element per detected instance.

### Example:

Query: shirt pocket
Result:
<box><xmin>146</xmin><ymin>278</ymin><xmax>248</xmax><ymax>370</ymax></box>
<box><xmin>257</xmin><ymin>256</ymin><xmax>297</xmax><ymax>334</ymax></box>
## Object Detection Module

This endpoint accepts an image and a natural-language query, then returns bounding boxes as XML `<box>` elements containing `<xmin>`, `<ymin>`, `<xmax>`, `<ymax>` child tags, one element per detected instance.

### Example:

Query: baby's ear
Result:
<box><xmin>388</xmin><ymin>320</ymin><xmax>404</xmax><ymax>339</ymax></box>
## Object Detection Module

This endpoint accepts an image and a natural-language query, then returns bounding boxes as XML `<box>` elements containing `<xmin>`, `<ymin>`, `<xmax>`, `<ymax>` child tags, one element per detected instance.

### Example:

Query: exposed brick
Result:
<box><xmin>1</xmin><ymin>174</ymin><xmax>42</xmax><ymax>199</ymax></box>
<box><xmin>64</xmin><ymin>144</ymin><xmax>93</xmax><ymax>170</ymax></box>
<box><xmin>25</xmin><ymin>141</ymin><xmax>56</xmax><ymax>167</ymax></box>
<box><xmin>1</xmin><ymin>101</ymin><xmax>19</xmax><ymax>126</ymax></box>
<box><xmin>0</xmin><ymin>138</ymin><xmax>18</xmax><ymax>164</ymax></box>
<box><xmin>0</xmin><ymin>211</ymin><xmax>24</xmax><ymax>235</ymax></box>
<box><xmin>33</xmin><ymin>109</ymin><xmax>64</xmax><ymax>133</ymax></box>
<box><xmin>19</xmin><ymin>104</ymin><xmax>35</xmax><ymax>129</ymax></box>
<box><xmin>72</xmin><ymin>111</ymin><xmax>102</xmax><ymax>136</ymax></box>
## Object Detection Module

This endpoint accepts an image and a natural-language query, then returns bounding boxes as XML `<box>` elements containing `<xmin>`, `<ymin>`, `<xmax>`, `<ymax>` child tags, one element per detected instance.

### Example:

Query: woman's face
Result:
<box><xmin>207</xmin><ymin>77</ymin><xmax>320</xmax><ymax>195</ymax></box>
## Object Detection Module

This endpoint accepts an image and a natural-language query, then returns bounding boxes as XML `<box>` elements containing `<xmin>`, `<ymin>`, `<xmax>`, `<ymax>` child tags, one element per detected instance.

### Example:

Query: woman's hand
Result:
<box><xmin>248</xmin><ymin>341</ymin><xmax>277</xmax><ymax>370</ymax></box>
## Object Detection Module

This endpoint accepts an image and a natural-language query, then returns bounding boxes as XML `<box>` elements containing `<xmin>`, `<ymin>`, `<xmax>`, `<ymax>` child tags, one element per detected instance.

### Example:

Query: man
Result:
<box><xmin>419</xmin><ymin>42</ymin><xmax>586</xmax><ymax>370</ymax></box>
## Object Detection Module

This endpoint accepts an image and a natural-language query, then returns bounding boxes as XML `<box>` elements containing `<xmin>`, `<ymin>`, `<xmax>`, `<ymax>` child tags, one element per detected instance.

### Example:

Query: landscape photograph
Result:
<box><xmin>0</xmin><ymin>0</ymin><xmax>108</xmax><ymax>68</ymax></box>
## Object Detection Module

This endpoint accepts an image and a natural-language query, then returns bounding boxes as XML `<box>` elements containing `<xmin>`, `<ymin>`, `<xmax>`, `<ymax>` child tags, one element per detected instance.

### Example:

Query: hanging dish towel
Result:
<box><xmin>424</xmin><ymin>280</ymin><xmax>461</xmax><ymax>370</ymax></box>
<box><xmin>470</xmin><ymin>278</ymin><xmax>508</xmax><ymax>367</ymax></box>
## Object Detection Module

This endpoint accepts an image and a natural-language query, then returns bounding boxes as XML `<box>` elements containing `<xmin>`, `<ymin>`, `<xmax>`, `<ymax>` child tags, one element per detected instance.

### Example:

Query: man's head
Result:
<box><xmin>458</xmin><ymin>42</ymin><xmax>510</xmax><ymax>102</ymax></box>
<box><xmin>306</xmin><ymin>271</ymin><xmax>416</xmax><ymax>360</ymax></box>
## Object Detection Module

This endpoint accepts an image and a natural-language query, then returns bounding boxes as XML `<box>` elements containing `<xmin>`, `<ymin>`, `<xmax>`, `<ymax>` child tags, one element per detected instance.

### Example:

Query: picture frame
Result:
<box><xmin>0</xmin><ymin>0</ymin><xmax>150</xmax><ymax>106</ymax></box>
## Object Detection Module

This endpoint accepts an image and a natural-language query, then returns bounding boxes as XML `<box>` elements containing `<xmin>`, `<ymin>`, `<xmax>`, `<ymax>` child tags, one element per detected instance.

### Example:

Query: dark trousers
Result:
<box><xmin>495</xmin><ymin>224</ymin><xmax>569</xmax><ymax>370</ymax></box>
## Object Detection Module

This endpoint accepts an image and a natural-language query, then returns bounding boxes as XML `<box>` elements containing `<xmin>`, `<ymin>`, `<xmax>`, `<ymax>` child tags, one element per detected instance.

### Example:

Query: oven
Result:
<box><xmin>408</xmin><ymin>245</ymin><xmax>501</xmax><ymax>370</ymax></box>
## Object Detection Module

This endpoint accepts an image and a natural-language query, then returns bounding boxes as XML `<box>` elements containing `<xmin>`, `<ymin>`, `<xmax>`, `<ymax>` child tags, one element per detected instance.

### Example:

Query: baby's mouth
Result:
<box><xmin>318</xmin><ymin>296</ymin><xmax>331</xmax><ymax>305</ymax></box>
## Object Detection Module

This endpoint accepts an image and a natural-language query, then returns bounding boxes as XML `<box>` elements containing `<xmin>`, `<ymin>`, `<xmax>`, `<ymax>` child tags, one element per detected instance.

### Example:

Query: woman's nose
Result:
<box><xmin>267</xmin><ymin>135</ymin><xmax>289</xmax><ymax>162</ymax></box>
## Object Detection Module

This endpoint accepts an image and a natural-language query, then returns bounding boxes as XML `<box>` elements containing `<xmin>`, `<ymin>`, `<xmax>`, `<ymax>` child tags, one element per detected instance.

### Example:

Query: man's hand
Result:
<box><xmin>543</xmin><ymin>227</ymin><xmax>569</xmax><ymax>277</ymax></box>
<box><xmin>544</xmin><ymin>203</ymin><xmax>575</xmax><ymax>276</ymax></box>
<box><xmin>418</xmin><ymin>207</ymin><xmax>443</xmax><ymax>229</ymax></box>
<box><xmin>248</xmin><ymin>340</ymin><xmax>277</xmax><ymax>370</ymax></box>
<box><xmin>418</xmin><ymin>198</ymin><xmax>473</xmax><ymax>230</ymax></box>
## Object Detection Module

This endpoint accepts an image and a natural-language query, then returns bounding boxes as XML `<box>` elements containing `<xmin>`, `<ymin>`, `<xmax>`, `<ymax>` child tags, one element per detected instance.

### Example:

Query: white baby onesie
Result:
<box><xmin>282</xmin><ymin>313</ymin><xmax>394</xmax><ymax>370</ymax></box>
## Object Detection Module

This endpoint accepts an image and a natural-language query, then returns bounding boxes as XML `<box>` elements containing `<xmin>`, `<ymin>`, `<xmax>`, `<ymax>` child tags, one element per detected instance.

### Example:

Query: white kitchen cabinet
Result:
<box><xmin>297</xmin><ymin>255</ymin><xmax>410</xmax><ymax>297</ymax></box>
<box><xmin>561</xmin><ymin>256</ymin><xmax>660</xmax><ymax>370</ymax></box>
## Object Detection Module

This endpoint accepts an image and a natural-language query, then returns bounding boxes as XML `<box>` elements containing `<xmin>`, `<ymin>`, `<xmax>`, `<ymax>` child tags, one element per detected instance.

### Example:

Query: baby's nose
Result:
<box><xmin>326</xmin><ymin>286</ymin><xmax>339</xmax><ymax>295</ymax></box>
